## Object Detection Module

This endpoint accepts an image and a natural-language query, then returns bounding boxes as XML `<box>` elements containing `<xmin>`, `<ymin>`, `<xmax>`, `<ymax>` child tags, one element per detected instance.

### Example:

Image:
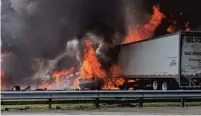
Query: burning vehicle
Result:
<box><xmin>1</xmin><ymin>0</ymin><xmax>201</xmax><ymax>91</ymax></box>
<box><xmin>118</xmin><ymin>31</ymin><xmax>201</xmax><ymax>90</ymax></box>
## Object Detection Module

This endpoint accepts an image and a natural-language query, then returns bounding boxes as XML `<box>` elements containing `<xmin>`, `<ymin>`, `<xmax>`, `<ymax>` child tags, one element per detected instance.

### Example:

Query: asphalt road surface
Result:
<box><xmin>2</xmin><ymin>107</ymin><xmax>201</xmax><ymax>115</ymax></box>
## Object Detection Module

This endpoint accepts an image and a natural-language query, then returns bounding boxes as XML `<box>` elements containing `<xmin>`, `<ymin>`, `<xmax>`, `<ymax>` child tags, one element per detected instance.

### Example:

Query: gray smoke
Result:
<box><xmin>1</xmin><ymin>0</ymin><xmax>128</xmax><ymax>88</ymax></box>
<box><xmin>66</xmin><ymin>39</ymin><xmax>81</xmax><ymax>62</ymax></box>
<box><xmin>123</xmin><ymin>0</ymin><xmax>145</xmax><ymax>29</ymax></box>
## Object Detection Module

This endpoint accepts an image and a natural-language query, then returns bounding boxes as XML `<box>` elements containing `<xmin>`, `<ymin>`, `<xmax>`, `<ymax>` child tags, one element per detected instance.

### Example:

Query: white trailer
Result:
<box><xmin>118</xmin><ymin>31</ymin><xmax>201</xmax><ymax>90</ymax></box>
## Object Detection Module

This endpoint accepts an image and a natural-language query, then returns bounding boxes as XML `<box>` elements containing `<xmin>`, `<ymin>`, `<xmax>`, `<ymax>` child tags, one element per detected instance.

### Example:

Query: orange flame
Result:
<box><xmin>39</xmin><ymin>79</ymin><xmax>53</xmax><ymax>89</ymax></box>
<box><xmin>78</xmin><ymin>40</ymin><xmax>125</xmax><ymax>90</ymax></box>
<box><xmin>73</xmin><ymin>77</ymin><xmax>80</xmax><ymax>90</ymax></box>
<box><xmin>167</xmin><ymin>21</ymin><xmax>191</xmax><ymax>33</ymax></box>
<box><xmin>128</xmin><ymin>80</ymin><xmax>136</xmax><ymax>83</ymax></box>
<box><xmin>167</xmin><ymin>25</ymin><xmax>176</xmax><ymax>33</ymax></box>
<box><xmin>103</xmin><ymin>64</ymin><xmax>125</xmax><ymax>89</ymax></box>
<box><xmin>80</xmin><ymin>40</ymin><xmax>106</xmax><ymax>80</ymax></box>
<box><xmin>39</xmin><ymin>67</ymin><xmax>75</xmax><ymax>89</ymax></box>
<box><xmin>52</xmin><ymin>67</ymin><xmax>75</xmax><ymax>86</ymax></box>
<box><xmin>167</xmin><ymin>12</ymin><xmax>191</xmax><ymax>33</ymax></box>
<box><xmin>123</xmin><ymin>5</ymin><xmax>165</xmax><ymax>44</ymax></box>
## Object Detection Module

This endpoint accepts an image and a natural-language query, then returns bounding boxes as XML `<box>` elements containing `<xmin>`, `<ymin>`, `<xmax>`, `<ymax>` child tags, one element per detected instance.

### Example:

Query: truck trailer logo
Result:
<box><xmin>186</xmin><ymin>36</ymin><xmax>201</xmax><ymax>43</ymax></box>
<box><xmin>169</xmin><ymin>57</ymin><xmax>177</xmax><ymax>67</ymax></box>
<box><xmin>190</xmin><ymin>44</ymin><xmax>201</xmax><ymax>51</ymax></box>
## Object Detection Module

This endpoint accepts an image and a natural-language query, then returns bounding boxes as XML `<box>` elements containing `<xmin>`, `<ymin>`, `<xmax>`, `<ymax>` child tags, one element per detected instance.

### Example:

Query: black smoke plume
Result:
<box><xmin>1</xmin><ymin>0</ymin><xmax>126</xmax><ymax>88</ymax></box>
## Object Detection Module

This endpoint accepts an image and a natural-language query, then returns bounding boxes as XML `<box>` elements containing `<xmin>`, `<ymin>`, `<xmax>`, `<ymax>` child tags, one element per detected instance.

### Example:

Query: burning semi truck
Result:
<box><xmin>118</xmin><ymin>31</ymin><xmax>201</xmax><ymax>90</ymax></box>
<box><xmin>79</xmin><ymin>31</ymin><xmax>201</xmax><ymax>90</ymax></box>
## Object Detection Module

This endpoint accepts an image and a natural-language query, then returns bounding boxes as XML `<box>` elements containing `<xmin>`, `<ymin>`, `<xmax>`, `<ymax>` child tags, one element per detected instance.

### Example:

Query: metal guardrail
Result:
<box><xmin>1</xmin><ymin>90</ymin><xmax>201</xmax><ymax>109</ymax></box>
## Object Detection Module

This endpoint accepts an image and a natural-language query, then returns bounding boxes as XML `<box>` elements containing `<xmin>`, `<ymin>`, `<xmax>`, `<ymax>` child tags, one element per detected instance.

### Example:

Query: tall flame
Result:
<box><xmin>80</xmin><ymin>40</ymin><xmax>106</xmax><ymax>80</ymax></box>
<box><xmin>78</xmin><ymin>40</ymin><xmax>124</xmax><ymax>89</ymax></box>
<box><xmin>123</xmin><ymin>5</ymin><xmax>165</xmax><ymax>44</ymax></box>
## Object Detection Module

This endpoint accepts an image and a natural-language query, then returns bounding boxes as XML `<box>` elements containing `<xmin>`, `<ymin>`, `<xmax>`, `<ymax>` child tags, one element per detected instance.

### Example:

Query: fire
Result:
<box><xmin>128</xmin><ymin>80</ymin><xmax>136</xmax><ymax>83</ymax></box>
<box><xmin>2</xmin><ymin>4</ymin><xmax>192</xmax><ymax>91</ymax></box>
<box><xmin>124</xmin><ymin>5</ymin><xmax>192</xmax><ymax>42</ymax></box>
<box><xmin>39</xmin><ymin>67</ymin><xmax>75</xmax><ymax>89</ymax></box>
<box><xmin>167</xmin><ymin>21</ymin><xmax>191</xmax><ymax>33</ymax></box>
<box><xmin>73</xmin><ymin>77</ymin><xmax>80</xmax><ymax>90</ymax></box>
<box><xmin>123</xmin><ymin>5</ymin><xmax>165</xmax><ymax>44</ymax></box>
<box><xmin>167</xmin><ymin>12</ymin><xmax>191</xmax><ymax>33</ymax></box>
<box><xmin>104</xmin><ymin>64</ymin><xmax>124</xmax><ymax>89</ymax></box>
<box><xmin>80</xmin><ymin>40</ymin><xmax>106</xmax><ymax>80</ymax></box>
<box><xmin>167</xmin><ymin>25</ymin><xmax>176</xmax><ymax>33</ymax></box>
<box><xmin>39</xmin><ymin>79</ymin><xmax>53</xmax><ymax>89</ymax></box>
<box><xmin>52</xmin><ymin>67</ymin><xmax>75</xmax><ymax>86</ymax></box>
<box><xmin>77</xmin><ymin>40</ymin><xmax>124</xmax><ymax>90</ymax></box>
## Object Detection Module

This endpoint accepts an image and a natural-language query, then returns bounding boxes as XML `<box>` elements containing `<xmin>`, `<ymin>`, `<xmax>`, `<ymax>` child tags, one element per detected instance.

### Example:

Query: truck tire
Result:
<box><xmin>152</xmin><ymin>81</ymin><xmax>159</xmax><ymax>90</ymax></box>
<box><xmin>161</xmin><ymin>82</ymin><xmax>168</xmax><ymax>91</ymax></box>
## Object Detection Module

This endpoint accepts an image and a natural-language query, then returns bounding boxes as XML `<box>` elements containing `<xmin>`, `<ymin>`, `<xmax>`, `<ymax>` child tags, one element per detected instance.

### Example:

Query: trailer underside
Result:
<box><xmin>121</xmin><ymin>76</ymin><xmax>201</xmax><ymax>91</ymax></box>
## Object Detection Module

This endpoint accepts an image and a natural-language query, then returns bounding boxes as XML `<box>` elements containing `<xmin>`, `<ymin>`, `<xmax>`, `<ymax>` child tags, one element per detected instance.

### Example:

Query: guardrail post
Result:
<box><xmin>48</xmin><ymin>98</ymin><xmax>52</xmax><ymax>110</ymax></box>
<box><xmin>139</xmin><ymin>97</ymin><xmax>143</xmax><ymax>108</ymax></box>
<box><xmin>180</xmin><ymin>97</ymin><xmax>185</xmax><ymax>108</ymax></box>
<box><xmin>95</xmin><ymin>98</ymin><xmax>100</xmax><ymax>108</ymax></box>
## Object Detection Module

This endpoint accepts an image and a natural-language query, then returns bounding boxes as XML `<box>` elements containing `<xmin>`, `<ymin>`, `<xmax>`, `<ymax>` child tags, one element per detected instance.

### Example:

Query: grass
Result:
<box><xmin>1</xmin><ymin>104</ymin><xmax>95</xmax><ymax>110</ymax></box>
<box><xmin>143</xmin><ymin>102</ymin><xmax>201</xmax><ymax>107</ymax></box>
<box><xmin>1</xmin><ymin>101</ymin><xmax>201</xmax><ymax>111</ymax></box>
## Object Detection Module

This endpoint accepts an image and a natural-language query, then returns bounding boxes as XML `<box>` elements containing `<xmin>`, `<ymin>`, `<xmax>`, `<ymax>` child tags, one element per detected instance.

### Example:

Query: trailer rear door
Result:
<box><xmin>181</xmin><ymin>31</ymin><xmax>201</xmax><ymax>77</ymax></box>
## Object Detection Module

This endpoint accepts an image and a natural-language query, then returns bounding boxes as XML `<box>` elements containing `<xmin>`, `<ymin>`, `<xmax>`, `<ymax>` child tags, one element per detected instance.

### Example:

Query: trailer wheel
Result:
<box><xmin>152</xmin><ymin>81</ymin><xmax>159</xmax><ymax>90</ymax></box>
<box><xmin>162</xmin><ymin>82</ymin><xmax>168</xmax><ymax>91</ymax></box>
